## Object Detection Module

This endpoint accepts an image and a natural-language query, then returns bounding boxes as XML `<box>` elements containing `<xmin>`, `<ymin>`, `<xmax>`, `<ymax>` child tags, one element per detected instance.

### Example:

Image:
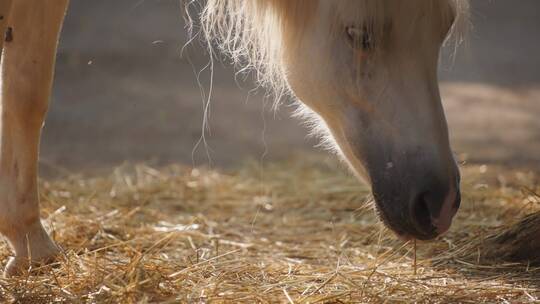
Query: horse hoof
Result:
<box><xmin>4</xmin><ymin>257</ymin><xmax>28</xmax><ymax>277</ymax></box>
<box><xmin>4</xmin><ymin>250</ymin><xmax>61</xmax><ymax>278</ymax></box>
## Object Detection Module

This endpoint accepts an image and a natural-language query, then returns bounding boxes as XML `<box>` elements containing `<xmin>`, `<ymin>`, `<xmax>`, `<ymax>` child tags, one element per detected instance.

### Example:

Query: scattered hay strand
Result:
<box><xmin>0</xmin><ymin>158</ymin><xmax>538</xmax><ymax>303</ymax></box>
<box><xmin>413</xmin><ymin>239</ymin><xmax>417</xmax><ymax>276</ymax></box>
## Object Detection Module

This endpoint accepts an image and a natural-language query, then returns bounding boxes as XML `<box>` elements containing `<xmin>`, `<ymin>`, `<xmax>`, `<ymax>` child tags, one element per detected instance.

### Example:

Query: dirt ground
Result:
<box><xmin>41</xmin><ymin>0</ymin><xmax>540</xmax><ymax>175</ymax></box>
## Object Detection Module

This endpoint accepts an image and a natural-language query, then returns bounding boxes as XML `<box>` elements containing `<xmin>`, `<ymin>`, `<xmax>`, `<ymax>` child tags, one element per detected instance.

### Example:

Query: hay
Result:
<box><xmin>485</xmin><ymin>211</ymin><xmax>540</xmax><ymax>264</ymax></box>
<box><xmin>0</xmin><ymin>157</ymin><xmax>539</xmax><ymax>303</ymax></box>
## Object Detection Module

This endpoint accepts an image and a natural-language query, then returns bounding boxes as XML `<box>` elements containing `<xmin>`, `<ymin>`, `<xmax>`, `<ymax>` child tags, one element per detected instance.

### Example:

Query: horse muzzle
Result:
<box><xmin>369</xmin><ymin>155</ymin><xmax>461</xmax><ymax>240</ymax></box>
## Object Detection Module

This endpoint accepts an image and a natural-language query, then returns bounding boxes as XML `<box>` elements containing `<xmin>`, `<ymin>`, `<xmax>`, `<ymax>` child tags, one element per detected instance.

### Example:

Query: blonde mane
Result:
<box><xmin>198</xmin><ymin>0</ymin><xmax>470</xmax><ymax>105</ymax></box>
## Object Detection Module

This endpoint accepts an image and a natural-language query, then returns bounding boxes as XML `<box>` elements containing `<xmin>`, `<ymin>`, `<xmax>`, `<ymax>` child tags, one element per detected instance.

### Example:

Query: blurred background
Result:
<box><xmin>42</xmin><ymin>0</ymin><xmax>540</xmax><ymax>176</ymax></box>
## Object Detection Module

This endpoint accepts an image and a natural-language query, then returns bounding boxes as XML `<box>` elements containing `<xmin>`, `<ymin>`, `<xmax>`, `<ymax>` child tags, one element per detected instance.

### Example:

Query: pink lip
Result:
<box><xmin>432</xmin><ymin>190</ymin><xmax>459</xmax><ymax>235</ymax></box>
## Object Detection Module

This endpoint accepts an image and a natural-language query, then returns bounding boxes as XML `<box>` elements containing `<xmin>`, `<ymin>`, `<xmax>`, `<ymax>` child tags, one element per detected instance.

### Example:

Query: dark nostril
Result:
<box><xmin>412</xmin><ymin>192</ymin><xmax>436</xmax><ymax>237</ymax></box>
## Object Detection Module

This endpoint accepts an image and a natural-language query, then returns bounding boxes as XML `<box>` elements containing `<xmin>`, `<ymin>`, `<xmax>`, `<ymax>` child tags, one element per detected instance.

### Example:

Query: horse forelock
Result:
<box><xmin>198</xmin><ymin>0</ymin><xmax>469</xmax><ymax>106</ymax></box>
<box><xmin>198</xmin><ymin>0</ymin><xmax>317</xmax><ymax>105</ymax></box>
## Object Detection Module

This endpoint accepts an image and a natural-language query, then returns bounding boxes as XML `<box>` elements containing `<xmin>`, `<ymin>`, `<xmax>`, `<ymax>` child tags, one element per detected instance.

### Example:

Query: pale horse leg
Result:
<box><xmin>0</xmin><ymin>0</ymin><xmax>69</xmax><ymax>277</ymax></box>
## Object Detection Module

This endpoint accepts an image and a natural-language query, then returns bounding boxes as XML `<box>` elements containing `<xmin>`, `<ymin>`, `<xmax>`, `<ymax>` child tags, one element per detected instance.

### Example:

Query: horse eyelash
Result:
<box><xmin>345</xmin><ymin>26</ymin><xmax>373</xmax><ymax>51</ymax></box>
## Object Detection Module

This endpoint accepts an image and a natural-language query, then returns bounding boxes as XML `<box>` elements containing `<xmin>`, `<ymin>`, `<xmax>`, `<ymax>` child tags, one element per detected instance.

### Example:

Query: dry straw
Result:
<box><xmin>0</xmin><ymin>157</ymin><xmax>538</xmax><ymax>303</ymax></box>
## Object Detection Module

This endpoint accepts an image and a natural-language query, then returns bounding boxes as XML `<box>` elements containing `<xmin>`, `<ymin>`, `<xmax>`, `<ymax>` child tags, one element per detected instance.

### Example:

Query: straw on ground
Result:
<box><xmin>0</xmin><ymin>157</ymin><xmax>538</xmax><ymax>303</ymax></box>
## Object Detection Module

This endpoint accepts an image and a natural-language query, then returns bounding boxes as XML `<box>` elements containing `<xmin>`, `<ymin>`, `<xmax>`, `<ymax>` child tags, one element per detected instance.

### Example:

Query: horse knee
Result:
<box><xmin>3</xmin><ymin>99</ymin><xmax>49</xmax><ymax>126</ymax></box>
<box><xmin>0</xmin><ymin>198</ymin><xmax>39</xmax><ymax>238</ymax></box>
<box><xmin>0</xmin><ymin>184</ymin><xmax>37</xmax><ymax>236</ymax></box>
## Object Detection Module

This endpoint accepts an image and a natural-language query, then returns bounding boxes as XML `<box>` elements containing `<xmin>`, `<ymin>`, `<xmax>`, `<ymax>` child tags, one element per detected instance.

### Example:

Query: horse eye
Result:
<box><xmin>346</xmin><ymin>26</ymin><xmax>373</xmax><ymax>51</ymax></box>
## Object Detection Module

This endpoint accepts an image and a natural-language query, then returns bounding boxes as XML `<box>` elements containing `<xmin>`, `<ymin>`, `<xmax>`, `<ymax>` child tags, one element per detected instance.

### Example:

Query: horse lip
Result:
<box><xmin>394</xmin><ymin>227</ymin><xmax>437</xmax><ymax>241</ymax></box>
<box><xmin>431</xmin><ymin>186</ymin><xmax>459</xmax><ymax>235</ymax></box>
<box><xmin>432</xmin><ymin>217</ymin><xmax>451</xmax><ymax>235</ymax></box>
<box><xmin>431</xmin><ymin>205</ymin><xmax>458</xmax><ymax>235</ymax></box>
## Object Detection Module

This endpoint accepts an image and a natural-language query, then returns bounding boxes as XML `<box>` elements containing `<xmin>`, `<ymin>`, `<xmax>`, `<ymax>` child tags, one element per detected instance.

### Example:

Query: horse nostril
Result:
<box><xmin>410</xmin><ymin>185</ymin><xmax>460</xmax><ymax>239</ymax></box>
<box><xmin>411</xmin><ymin>192</ymin><xmax>436</xmax><ymax>237</ymax></box>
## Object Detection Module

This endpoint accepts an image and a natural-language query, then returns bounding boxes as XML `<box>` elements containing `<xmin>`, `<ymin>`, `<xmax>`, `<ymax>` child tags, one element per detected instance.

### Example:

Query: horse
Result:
<box><xmin>0</xmin><ymin>0</ymin><xmax>469</xmax><ymax>276</ymax></box>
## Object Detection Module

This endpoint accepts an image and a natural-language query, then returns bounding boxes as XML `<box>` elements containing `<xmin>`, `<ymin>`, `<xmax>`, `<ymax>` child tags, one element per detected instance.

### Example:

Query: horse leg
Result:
<box><xmin>0</xmin><ymin>1</ymin><xmax>13</xmax><ymax>54</ymax></box>
<box><xmin>0</xmin><ymin>0</ymin><xmax>69</xmax><ymax>277</ymax></box>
